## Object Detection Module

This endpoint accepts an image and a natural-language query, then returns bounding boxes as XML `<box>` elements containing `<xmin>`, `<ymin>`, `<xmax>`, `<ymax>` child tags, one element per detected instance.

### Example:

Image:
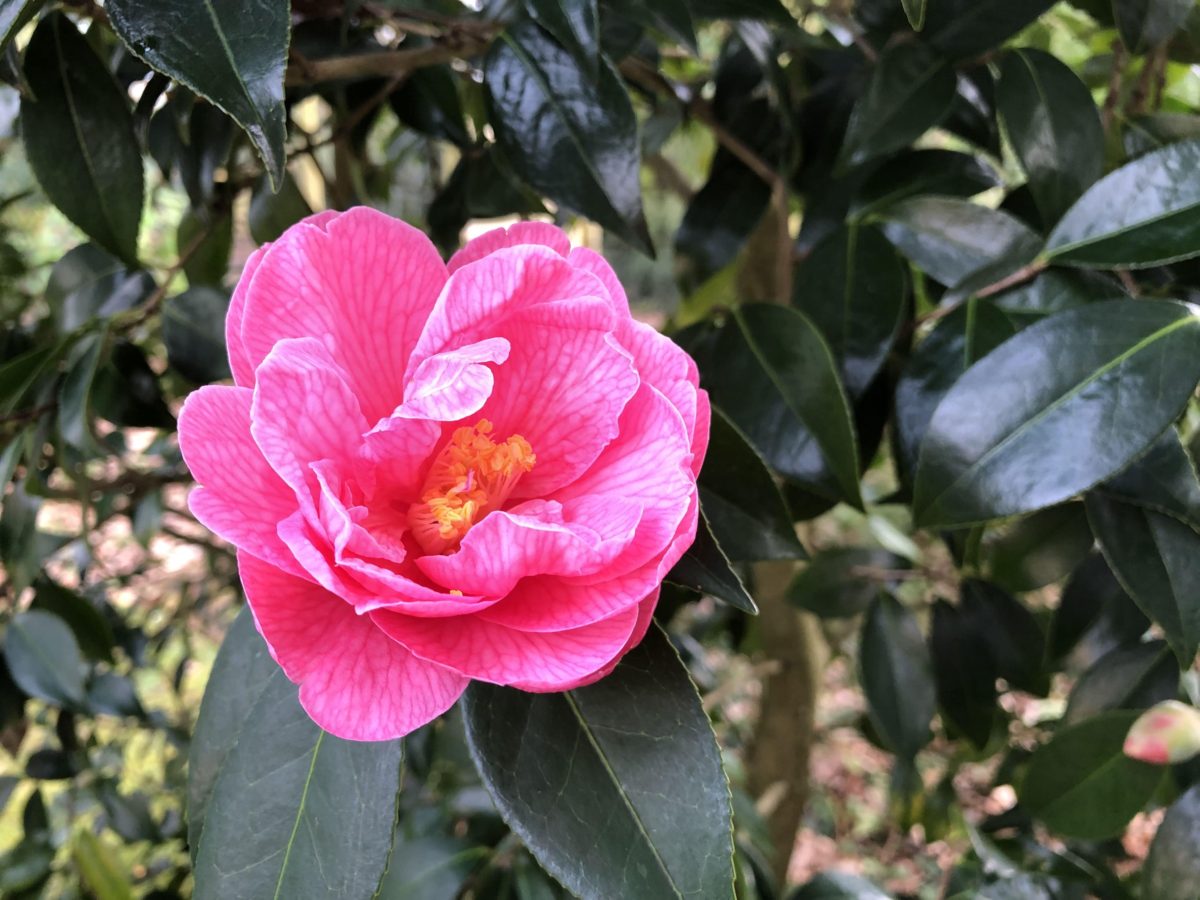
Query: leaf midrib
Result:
<box><xmin>918</xmin><ymin>312</ymin><xmax>1195</xmax><ymax>521</ymax></box>
<box><xmin>271</xmin><ymin>731</ymin><xmax>325</xmax><ymax>900</ymax></box>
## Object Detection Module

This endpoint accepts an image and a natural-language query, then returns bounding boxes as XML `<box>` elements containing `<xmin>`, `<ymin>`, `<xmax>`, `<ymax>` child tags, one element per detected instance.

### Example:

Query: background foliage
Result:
<box><xmin>3</xmin><ymin>0</ymin><xmax>1200</xmax><ymax>897</ymax></box>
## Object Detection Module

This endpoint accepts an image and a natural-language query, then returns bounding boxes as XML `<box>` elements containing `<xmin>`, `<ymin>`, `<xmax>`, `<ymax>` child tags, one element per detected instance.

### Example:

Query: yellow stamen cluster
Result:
<box><xmin>408</xmin><ymin>420</ymin><xmax>535</xmax><ymax>554</ymax></box>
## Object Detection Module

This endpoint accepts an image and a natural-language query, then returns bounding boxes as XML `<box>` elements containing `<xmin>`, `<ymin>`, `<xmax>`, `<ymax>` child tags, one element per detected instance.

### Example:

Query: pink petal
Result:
<box><xmin>225</xmin><ymin>245</ymin><xmax>268</xmax><ymax>388</ymax></box>
<box><xmin>250</xmin><ymin>338</ymin><xmax>369</xmax><ymax>502</ymax></box>
<box><xmin>408</xmin><ymin>246</ymin><xmax>609</xmax><ymax>372</ymax></box>
<box><xmin>691</xmin><ymin>389</ymin><xmax>711</xmax><ymax>477</ymax></box>
<box><xmin>547</xmin><ymin>589</ymin><xmax>660</xmax><ymax>691</ymax></box>
<box><xmin>399</xmin><ymin>337</ymin><xmax>510</xmax><ymax>421</ymax></box>
<box><xmin>360</xmin><ymin>416</ymin><xmax>443</xmax><ymax>503</ymax></box>
<box><xmin>566</xmin><ymin>246</ymin><xmax>631</xmax><ymax>316</ymax></box>
<box><xmin>371</xmin><ymin>602</ymin><xmax>639</xmax><ymax>689</ymax></box>
<box><xmin>447</xmin><ymin>221</ymin><xmax>571</xmax><ymax>273</ymax></box>
<box><xmin>238</xmin><ymin>207</ymin><xmax>448</xmax><ymax>421</ymax></box>
<box><xmin>178</xmin><ymin>385</ymin><xmax>301</xmax><ymax>574</ymax></box>
<box><xmin>618</xmin><ymin>319</ymin><xmax>703</xmax><ymax>442</ymax></box>
<box><xmin>477</xmin><ymin>299</ymin><xmax>639</xmax><ymax>496</ymax></box>
<box><xmin>416</xmin><ymin>497</ymin><xmax>642</xmax><ymax>597</ymax></box>
<box><xmin>238</xmin><ymin>552</ymin><xmax>467</xmax><ymax>741</ymax></box>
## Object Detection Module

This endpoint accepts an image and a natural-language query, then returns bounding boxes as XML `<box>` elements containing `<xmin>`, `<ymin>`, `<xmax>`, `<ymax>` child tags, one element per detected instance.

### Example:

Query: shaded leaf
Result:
<box><xmin>3</xmin><ymin>609</ymin><xmax>86</xmax><ymax>707</ymax></box>
<box><xmin>463</xmin><ymin>625</ymin><xmax>734</xmax><ymax>900</ymax></box>
<box><xmin>249</xmin><ymin>172</ymin><xmax>312</xmax><ymax>245</ymax></box>
<box><xmin>1096</xmin><ymin>427</ymin><xmax>1200</xmax><ymax>529</ymax></box>
<box><xmin>666</xmin><ymin>507</ymin><xmax>758</xmax><ymax>613</ymax></box>
<box><xmin>1144</xmin><ymin>784</ymin><xmax>1200</xmax><ymax>899</ymax></box>
<box><xmin>913</xmin><ymin>300</ymin><xmax>1200</xmax><ymax>527</ymax></box>
<box><xmin>860</xmin><ymin>594</ymin><xmax>935</xmax><ymax>758</ymax></box>
<box><xmin>850</xmin><ymin>149</ymin><xmax>1000</xmax><ymax>219</ymax></box>
<box><xmin>377</xmin><ymin>836</ymin><xmax>486</xmax><ymax>899</ymax></box>
<box><xmin>106</xmin><ymin>0</ymin><xmax>289</xmax><ymax>186</ymax></box>
<box><xmin>1049</xmin><ymin>552</ymin><xmax>1150</xmax><ymax>664</ymax></box>
<box><xmin>21</xmin><ymin>13</ymin><xmax>143</xmax><ymax>264</ymax></box>
<box><xmin>1116</xmin><ymin>0</ymin><xmax>1194</xmax><ymax>52</ymax></box>
<box><xmin>930</xmin><ymin>598</ymin><xmax>997</xmax><ymax>749</ymax></box>
<box><xmin>524</xmin><ymin>0</ymin><xmax>600</xmax><ymax>72</ymax></box>
<box><xmin>391</xmin><ymin>64</ymin><xmax>471</xmax><ymax>147</ymax></box>
<box><xmin>0</xmin><ymin>1</ymin><xmax>40</xmax><ymax>58</ymax></box>
<box><xmin>923</xmin><ymin>0</ymin><xmax>1056</xmax><ymax>59</ymax></box>
<box><xmin>163</xmin><ymin>287</ymin><xmax>231</xmax><ymax>384</ymax></box>
<box><xmin>983</xmin><ymin>503</ymin><xmax>1093</xmax><ymax>593</ymax></box>
<box><xmin>961</xmin><ymin>579</ymin><xmax>1047</xmax><ymax>695</ymax></box>
<box><xmin>1063</xmin><ymin>640</ymin><xmax>1177</xmax><ymax>724</ymax></box>
<box><xmin>30</xmin><ymin>576</ymin><xmax>115</xmax><ymax>664</ymax></box>
<box><xmin>178</xmin><ymin>209</ymin><xmax>232</xmax><ymax>287</ymax></box>
<box><xmin>787</xmin><ymin>547</ymin><xmax>907</xmax><ymax>619</ymax></box>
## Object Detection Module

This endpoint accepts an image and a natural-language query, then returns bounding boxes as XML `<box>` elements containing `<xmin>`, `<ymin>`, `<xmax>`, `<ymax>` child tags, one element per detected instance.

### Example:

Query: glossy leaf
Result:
<box><xmin>1087</xmin><ymin>493</ymin><xmax>1200</xmax><ymax>666</ymax></box>
<box><xmin>1096</xmin><ymin>427</ymin><xmax>1200</xmax><ymax>529</ymax></box>
<box><xmin>793</xmin><ymin>224</ymin><xmax>907</xmax><ymax>398</ymax></box>
<box><xmin>1045</xmin><ymin>138</ymin><xmax>1200</xmax><ymax>268</ymax></box>
<box><xmin>787</xmin><ymin>547</ymin><xmax>907</xmax><ymax>619</ymax></box>
<box><xmin>187</xmin><ymin>606</ymin><xmax>282</xmax><ymax>860</ymax></box>
<box><xmin>698</xmin><ymin>406</ymin><xmax>806</xmax><ymax>562</ymax></box>
<box><xmin>106</xmin><ymin>0</ymin><xmax>289</xmax><ymax>187</ymax></box>
<box><xmin>45</xmin><ymin>244</ymin><xmax>154</xmax><ymax>335</ymax></box>
<box><xmin>880</xmin><ymin>197</ymin><xmax>1042</xmax><ymax>289</ymax></box>
<box><xmin>21</xmin><ymin>13</ymin><xmax>143</xmax><ymax>265</ymax></box>
<box><xmin>667</xmin><ymin>507</ymin><xmax>758</xmax><ymax>613</ymax></box>
<box><xmin>990</xmin><ymin>268</ymin><xmax>1115</xmax><ymax>324</ymax></box>
<box><xmin>30</xmin><ymin>577</ymin><xmax>115</xmax><ymax>664</ymax></box>
<box><xmin>838</xmin><ymin>41</ymin><xmax>956</xmax><ymax>170</ymax></box>
<box><xmin>1115</xmin><ymin>0</ymin><xmax>1194</xmax><ymax>52</ymax></box>
<box><xmin>390</xmin><ymin>65</ymin><xmax>471</xmax><ymax>147</ymax></box>
<box><xmin>983</xmin><ymin>503</ymin><xmax>1093</xmax><ymax>592</ymax></box>
<box><xmin>996</xmin><ymin>48</ymin><xmax>1104</xmax><ymax>224</ymax></box>
<box><xmin>675</xmin><ymin>154</ymin><xmax>772</xmax><ymax>289</ymax></box>
<box><xmin>191</xmin><ymin>664</ymin><xmax>403</xmax><ymax>898</ymax></box>
<box><xmin>525</xmin><ymin>0</ymin><xmax>599</xmax><ymax>71</ymax></box>
<box><xmin>850</xmin><ymin>149</ymin><xmax>1000</xmax><ymax>219</ymax></box>
<box><xmin>427</xmin><ymin>147</ymin><xmax>546</xmax><ymax>253</ymax></box>
<box><xmin>913</xmin><ymin>300</ymin><xmax>1200</xmax><ymax>527</ymax></box>
<box><xmin>3</xmin><ymin>610</ymin><xmax>86</xmax><ymax>708</ymax></box>
<box><xmin>1019</xmin><ymin>711</ymin><xmax>1162</xmax><ymax>840</ymax></box>
<box><xmin>485</xmin><ymin>20</ymin><xmax>651</xmax><ymax>253</ymax></box>
<box><xmin>163</xmin><ymin>287</ymin><xmax>231</xmax><ymax>384</ymax></box>
<box><xmin>892</xmin><ymin>299</ymin><xmax>1017</xmax><ymax>483</ymax></box>
<box><xmin>1144</xmin><ymin>785</ymin><xmax>1200</xmax><ymax>900</ymax></box>
<box><xmin>701</xmin><ymin>305</ymin><xmax>862</xmax><ymax>507</ymax></box>
<box><xmin>922</xmin><ymin>0</ymin><xmax>1056</xmax><ymax>58</ymax></box>
<box><xmin>860</xmin><ymin>594</ymin><xmax>936</xmax><ymax>759</ymax></box>
<box><xmin>1063</xmin><ymin>640</ymin><xmax>1177</xmax><ymax>725</ymax></box>
<box><xmin>463</xmin><ymin>625</ymin><xmax>734</xmax><ymax>900</ymax></box>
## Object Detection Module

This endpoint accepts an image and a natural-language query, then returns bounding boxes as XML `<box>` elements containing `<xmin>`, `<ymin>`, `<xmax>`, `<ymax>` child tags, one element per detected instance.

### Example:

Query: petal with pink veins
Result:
<box><xmin>399</xmin><ymin>336</ymin><xmax>510</xmax><ymax>422</ymax></box>
<box><xmin>238</xmin><ymin>207</ymin><xmax>448</xmax><ymax>420</ymax></box>
<box><xmin>239</xmin><ymin>552</ymin><xmax>467</xmax><ymax>741</ymax></box>
<box><xmin>566</xmin><ymin>246</ymin><xmax>631</xmax><ymax>316</ymax></box>
<box><xmin>534</xmin><ymin>589</ymin><xmax>660</xmax><ymax>692</ymax></box>
<box><xmin>372</xmin><ymin>602</ymin><xmax>638</xmax><ymax>688</ymax></box>
<box><xmin>447</xmin><ymin>221</ymin><xmax>571</xmax><ymax>273</ymax></box>
<box><xmin>178</xmin><ymin>385</ymin><xmax>302</xmax><ymax>574</ymax></box>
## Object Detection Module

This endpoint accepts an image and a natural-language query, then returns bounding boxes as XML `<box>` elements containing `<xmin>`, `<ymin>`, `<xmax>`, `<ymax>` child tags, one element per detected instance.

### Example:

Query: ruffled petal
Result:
<box><xmin>539</xmin><ymin>589</ymin><xmax>660</xmax><ymax>692</ymax></box>
<box><xmin>238</xmin><ymin>207</ymin><xmax>447</xmax><ymax>420</ymax></box>
<box><xmin>371</xmin><ymin>602</ymin><xmax>638</xmax><ymax>688</ymax></box>
<box><xmin>415</xmin><ymin>497</ymin><xmax>641</xmax><ymax>597</ymax></box>
<box><xmin>447</xmin><ymin>221</ymin><xmax>570</xmax><ymax>273</ymax></box>
<box><xmin>239</xmin><ymin>552</ymin><xmax>467</xmax><ymax>741</ymax></box>
<box><xmin>225</xmin><ymin>245</ymin><xmax>268</xmax><ymax>387</ymax></box>
<box><xmin>178</xmin><ymin>385</ymin><xmax>300</xmax><ymax>573</ymax></box>
<box><xmin>566</xmin><ymin>246</ymin><xmax>631</xmax><ymax>316</ymax></box>
<box><xmin>398</xmin><ymin>337</ymin><xmax>509</xmax><ymax>422</ymax></box>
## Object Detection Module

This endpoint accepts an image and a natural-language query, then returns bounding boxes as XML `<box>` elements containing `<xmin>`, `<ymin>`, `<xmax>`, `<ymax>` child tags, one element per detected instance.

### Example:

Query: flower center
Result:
<box><xmin>408</xmin><ymin>419</ymin><xmax>535</xmax><ymax>554</ymax></box>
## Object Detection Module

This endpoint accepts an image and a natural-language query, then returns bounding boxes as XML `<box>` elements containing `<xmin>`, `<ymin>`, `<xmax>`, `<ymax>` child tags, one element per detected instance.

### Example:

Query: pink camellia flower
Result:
<box><xmin>178</xmin><ymin>208</ymin><xmax>708</xmax><ymax>741</ymax></box>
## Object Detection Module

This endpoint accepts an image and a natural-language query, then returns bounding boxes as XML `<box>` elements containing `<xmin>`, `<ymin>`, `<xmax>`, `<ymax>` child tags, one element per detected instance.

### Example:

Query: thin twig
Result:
<box><xmin>284</xmin><ymin>37</ymin><xmax>489</xmax><ymax>87</ymax></box>
<box><xmin>113</xmin><ymin>220</ymin><xmax>217</xmax><ymax>332</ymax></box>
<box><xmin>916</xmin><ymin>258</ymin><xmax>1049</xmax><ymax>325</ymax></box>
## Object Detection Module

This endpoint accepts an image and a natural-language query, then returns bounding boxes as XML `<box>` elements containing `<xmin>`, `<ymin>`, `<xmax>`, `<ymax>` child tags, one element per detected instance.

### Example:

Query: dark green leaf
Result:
<box><xmin>701</xmin><ymin>305</ymin><xmax>862</xmax><ymax>507</ymax></box>
<box><xmin>376</xmin><ymin>836</ymin><xmax>486</xmax><ymax>899</ymax></box>
<box><xmin>57</xmin><ymin>332</ymin><xmax>106</xmax><ymax>452</ymax></box>
<box><xmin>699</xmin><ymin>406</ymin><xmax>805</xmax><ymax>562</ymax></box>
<box><xmin>675</xmin><ymin>154</ymin><xmax>771</xmax><ymax>289</ymax></box>
<box><xmin>86</xmin><ymin>672</ymin><xmax>145</xmax><ymax>718</ymax></box>
<box><xmin>850</xmin><ymin>149</ymin><xmax>1000</xmax><ymax>219</ymax></box>
<box><xmin>45</xmin><ymin>244</ymin><xmax>154</xmax><ymax>335</ymax></box>
<box><xmin>25</xmin><ymin>747</ymin><xmax>76</xmax><ymax>780</ymax></box>
<box><xmin>30</xmin><ymin>577</ymin><xmax>115</xmax><ymax>663</ymax></box>
<box><xmin>787</xmin><ymin>547</ymin><xmax>907</xmax><ymax>618</ymax></box>
<box><xmin>922</xmin><ymin>0</ymin><xmax>1056</xmax><ymax>59</ymax></box>
<box><xmin>838</xmin><ymin>41</ymin><xmax>956</xmax><ymax>170</ymax></box>
<box><xmin>192</xmin><ymin>666</ymin><xmax>403</xmax><ymax>898</ymax></box>
<box><xmin>179</xmin><ymin>210</ymin><xmax>232</xmax><ymax>288</ymax></box>
<box><xmin>1063</xmin><ymin>640</ymin><xmax>1177</xmax><ymax>724</ymax></box>
<box><xmin>1124</xmin><ymin>113</ymin><xmax>1200</xmax><ymax>158</ymax></box>
<box><xmin>391</xmin><ymin>64</ymin><xmax>471</xmax><ymax>146</ymax></box>
<box><xmin>179</xmin><ymin>103</ymin><xmax>235</xmax><ymax>208</ymax></box>
<box><xmin>880</xmin><ymin>197</ymin><xmax>1043</xmax><ymax>288</ymax></box>
<box><xmin>463</xmin><ymin>625</ymin><xmax>734</xmax><ymax>900</ymax></box>
<box><xmin>163</xmin><ymin>287</ymin><xmax>231</xmax><ymax>384</ymax></box>
<box><xmin>187</xmin><ymin>606</ymin><xmax>282</xmax><ymax>860</ymax></box>
<box><xmin>666</xmin><ymin>507</ymin><xmax>758</xmax><ymax>613</ymax></box>
<box><xmin>93</xmin><ymin>341</ymin><xmax>174</xmax><ymax>430</ymax></box>
<box><xmin>996</xmin><ymin>48</ymin><xmax>1104</xmax><ymax>224</ymax></box>
<box><xmin>1045</xmin><ymin>138</ymin><xmax>1200</xmax><ymax>268</ymax></box>
<box><xmin>524</xmin><ymin>0</ymin><xmax>600</xmax><ymax>72</ymax></box>
<box><xmin>601</xmin><ymin>0</ymin><xmax>697</xmax><ymax>51</ymax></box>
<box><xmin>485</xmin><ymin>20</ymin><xmax>651</xmax><ymax>253</ymax></box>
<box><xmin>793</xmin><ymin>224</ymin><xmax>907</xmax><ymax>398</ymax></box>
<box><xmin>860</xmin><ymin>594</ymin><xmax>936</xmax><ymax>758</ymax></box>
<box><xmin>687</xmin><ymin>0</ymin><xmax>792</xmax><ymax>23</ymax></box>
<box><xmin>1115</xmin><ymin>0</ymin><xmax>1194</xmax><ymax>52</ymax></box>
<box><xmin>1097</xmin><ymin>427</ymin><xmax>1200</xmax><ymax>529</ymax></box>
<box><xmin>3</xmin><ymin>609</ymin><xmax>86</xmax><ymax>707</ymax></box>
<box><xmin>0</xmin><ymin>839</ymin><xmax>54</xmax><ymax>894</ymax></box>
<box><xmin>97</xmin><ymin>782</ymin><xmax>158</xmax><ymax>843</ymax></box>
<box><xmin>1049</xmin><ymin>552</ymin><xmax>1149</xmax><ymax>664</ymax></box>
<box><xmin>21</xmin><ymin>13</ymin><xmax>143</xmax><ymax>264</ymax></box>
<box><xmin>0</xmin><ymin>1</ymin><xmax>40</xmax><ymax>58</ymax></box>
<box><xmin>983</xmin><ymin>503</ymin><xmax>1093</xmax><ymax>592</ymax></box>
<box><xmin>1086</xmin><ymin>493</ymin><xmax>1200</xmax><ymax>666</ymax></box>
<box><xmin>902</xmin><ymin>0</ymin><xmax>928</xmax><ymax>29</ymax></box>
<box><xmin>913</xmin><ymin>300</ymin><xmax>1200</xmax><ymax>527</ymax></box>
<box><xmin>1143</xmin><ymin>784</ymin><xmax>1200</xmax><ymax>900</ymax></box>
<box><xmin>892</xmin><ymin>298</ymin><xmax>1017</xmax><ymax>482</ymax></box>
<box><xmin>106</xmin><ymin>0</ymin><xmax>289</xmax><ymax>187</ymax></box>
<box><xmin>930</xmin><ymin>598</ymin><xmax>997</xmax><ymax>749</ymax></box>
<box><xmin>990</xmin><ymin>268</ymin><xmax>1115</xmax><ymax>325</ymax></box>
<box><xmin>961</xmin><ymin>579</ymin><xmax>1047</xmax><ymax>695</ymax></box>
<box><xmin>249</xmin><ymin>172</ymin><xmax>313</xmax><ymax>245</ymax></box>
<box><xmin>1019</xmin><ymin>710</ymin><xmax>1162</xmax><ymax>840</ymax></box>
<box><xmin>427</xmin><ymin>146</ymin><xmax>546</xmax><ymax>254</ymax></box>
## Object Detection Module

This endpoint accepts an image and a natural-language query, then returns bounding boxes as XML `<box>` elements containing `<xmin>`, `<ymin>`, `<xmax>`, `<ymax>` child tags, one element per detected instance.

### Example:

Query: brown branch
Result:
<box><xmin>917</xmin><ymin>258</ymin><xmax>1049</xmax><ymax>325</ymax></box>
<box><xmin>284</xmin><ymin>37</ymin><xmax>489</xmax><ymax>88</ymax></box>
<box><xmin>113</xmin><ymin>218</ymin><xmax>218</xmax><ymax>332</ymax></box>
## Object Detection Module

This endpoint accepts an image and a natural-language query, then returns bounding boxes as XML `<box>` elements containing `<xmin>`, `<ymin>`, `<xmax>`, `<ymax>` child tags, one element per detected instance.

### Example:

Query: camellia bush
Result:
<box><xmin>4</xmin><ymin>0</ymin><xmax>1200</xmax><ymax>897</ymax></box>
